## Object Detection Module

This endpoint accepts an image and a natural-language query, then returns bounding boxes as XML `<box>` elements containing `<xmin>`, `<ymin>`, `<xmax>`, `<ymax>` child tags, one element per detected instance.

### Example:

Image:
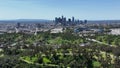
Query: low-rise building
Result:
<box><xmin>51</xmin><ymin>28</ymin><xmax>63</xmax><ymax>33</ymax></box>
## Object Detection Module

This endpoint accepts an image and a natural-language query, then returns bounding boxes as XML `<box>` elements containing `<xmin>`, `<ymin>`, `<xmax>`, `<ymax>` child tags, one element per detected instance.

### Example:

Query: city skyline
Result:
<box><xmin>0</xmin><ymin>0</ymin><xmax>120</xmax><ymax>20</ymax></box>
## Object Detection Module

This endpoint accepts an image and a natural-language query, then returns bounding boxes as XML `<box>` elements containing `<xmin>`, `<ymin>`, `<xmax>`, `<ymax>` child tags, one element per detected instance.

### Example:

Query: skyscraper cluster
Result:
<box><xmin>55</xmin><ymin>15</ymin><xmax>87</xmax><ymax>26</ymax></box>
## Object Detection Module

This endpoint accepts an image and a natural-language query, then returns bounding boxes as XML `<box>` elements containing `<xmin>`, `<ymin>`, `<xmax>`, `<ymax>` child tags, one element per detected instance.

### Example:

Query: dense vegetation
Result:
<box><xmin>0</xmin><ymin>31</ymin><xmax>120</xmax><ymax>68</ymax></box>
<box><xmin>92</xmin><ymin>34</ymin><xmax>120</xmax><ymax>46</ymax></box>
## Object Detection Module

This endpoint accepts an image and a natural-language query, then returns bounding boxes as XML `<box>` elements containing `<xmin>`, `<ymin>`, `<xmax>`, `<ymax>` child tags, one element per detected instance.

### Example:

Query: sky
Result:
<box><xmin>0</xmin><ymin>0</ymin><xmax>120</xmax><ymax>20</ymax></box>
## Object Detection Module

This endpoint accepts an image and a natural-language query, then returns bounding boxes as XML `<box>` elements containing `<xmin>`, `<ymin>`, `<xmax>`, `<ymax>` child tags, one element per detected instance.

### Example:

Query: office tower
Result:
<box><xmin>72</xmin><ymin>16</ymin><xmax>75</xmax><ymax>22</ymax></box>
<box><xmin>84</xmin><ymin>20</ymin><xmax>87</xmax><ymax>24</ymax></box>
<box><xmin>55</xmin><ymin>17</ymin><xmax>58</xmax><ymax>24</ymax></box>
<box><xmin>62</xmin><ymin>15</ymin><xmax>64</xmax><ymax>20</ymax></box>
<box><xmin>68</xmin><ymin>18</ymin><xmax>71</xmax><ymax>22</ymax></box>
<box><xmin>16</xmin><ymin>23</ymin><xmax>20</xmax><ymax>28</ymax></box>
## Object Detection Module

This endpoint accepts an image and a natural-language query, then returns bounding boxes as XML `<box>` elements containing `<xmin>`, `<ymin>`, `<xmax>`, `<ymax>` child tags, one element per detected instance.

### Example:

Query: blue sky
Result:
<box><xmin>0</xmin><ymin>0</ymin><xmax>120</xmax><ymax>20</ymax></box>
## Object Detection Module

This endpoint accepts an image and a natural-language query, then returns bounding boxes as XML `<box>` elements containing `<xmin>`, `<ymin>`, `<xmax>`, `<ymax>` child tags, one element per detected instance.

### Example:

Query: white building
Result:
<box><xmin>109</xmin><ymin>28</ymin><xmax>120</xmax><ymax>35</ymax></box>
<box><xmin>51</xmin><ymin>28</ymin><xmax>63</xmax><ymax>33</ymax></box>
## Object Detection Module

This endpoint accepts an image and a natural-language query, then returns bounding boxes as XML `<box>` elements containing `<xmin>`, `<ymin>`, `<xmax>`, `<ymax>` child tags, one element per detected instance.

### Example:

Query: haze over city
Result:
<box><xmin>0</xmin><ymin>0</ymin><xmax>120</xmax><ymax>20</ymax></box>
<box><xmin>1</xmin><ymin>0</ymin><xmax>120</xmax><ymax>68</ymax></box>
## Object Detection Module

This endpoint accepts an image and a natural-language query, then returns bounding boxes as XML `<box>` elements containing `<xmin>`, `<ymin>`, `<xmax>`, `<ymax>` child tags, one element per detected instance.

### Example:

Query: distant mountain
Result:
<box><xmin>87</xmin><ymin>20</ymin><xmax>120</xmax><ymax>24</ymax></box>
<box><xmin>16</xmin><ymin>19</ymin><xmax>51</xmax><ymax>22</ymax></box>
<box><xmin>0</xmin><ymin>19</ymin><xmax>120</xmax><ymax>24</ymax></box>
<box><xmin>0</xmin><ymin>19</ymin><xmax>53</xmax><ymax>23</ymax></box>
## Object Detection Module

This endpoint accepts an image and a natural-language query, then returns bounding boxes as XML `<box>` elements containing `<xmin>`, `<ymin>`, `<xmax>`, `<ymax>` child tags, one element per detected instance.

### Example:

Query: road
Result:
<box><xmin>86</xmin><ymin>38</ymin><xmax>114</xmax><ymax>46</ymax></box>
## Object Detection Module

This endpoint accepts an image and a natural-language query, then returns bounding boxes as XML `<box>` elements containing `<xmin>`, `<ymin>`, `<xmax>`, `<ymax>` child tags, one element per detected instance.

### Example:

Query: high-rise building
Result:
<box><xmin>62</xmin><ymin>15</ymin><xmax>64</xmax><ymax>20</ymax></box>
<box><xmin>55</xmin><ymin>17</ymin><xmax>58</xmax><ymax>24</ymax></box>
<box><xmin>55</xmin><ymin>15</ymin><xmax>84</xmax><ymax>26</ymax></box>
<box><xmin>16</xmin><ymin>23</ymin><xmax>20</xmax><ymax>28</ymax></box>
<box><xmin>72</xmin><ymin>17</ymin><xmax>75</xmax><ymax>22</ymax></box>
<box><xmin>68</xmin><ymin>18</ymin><xmax>72</xmax><ymax>23</ymax></box>
<box><xmin>84</xmin><ymin>20</ymin><xmax>87</xmax><ymax>24</ymax></box>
